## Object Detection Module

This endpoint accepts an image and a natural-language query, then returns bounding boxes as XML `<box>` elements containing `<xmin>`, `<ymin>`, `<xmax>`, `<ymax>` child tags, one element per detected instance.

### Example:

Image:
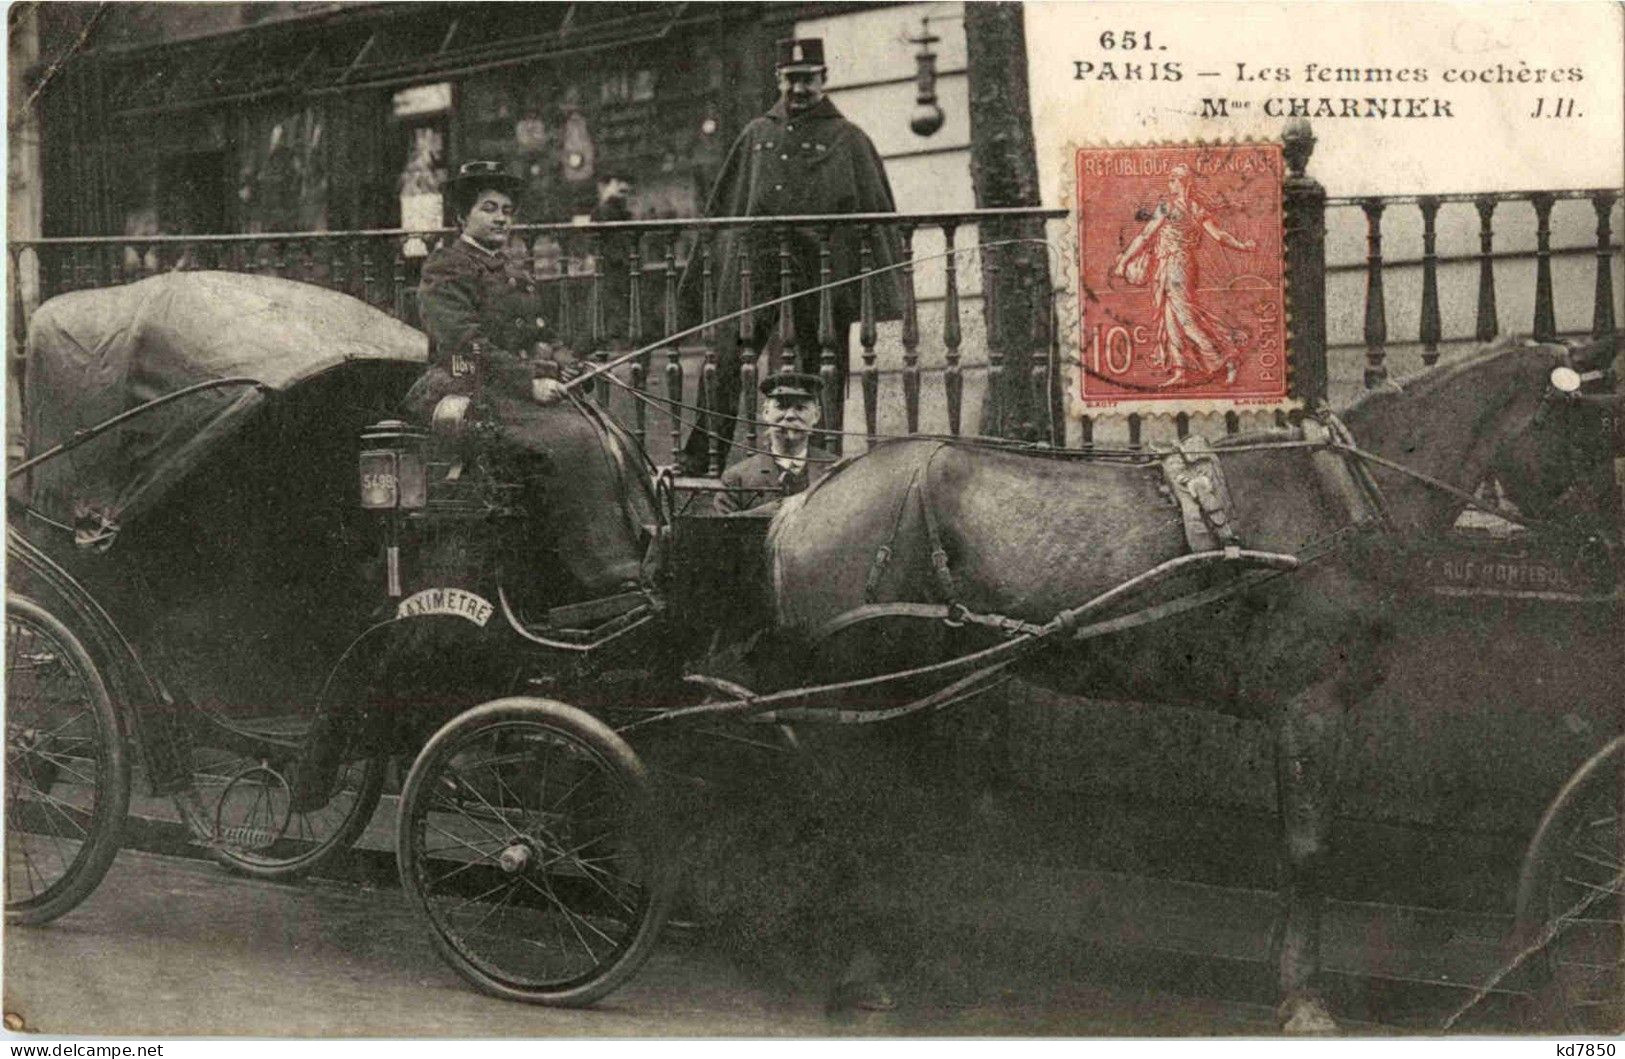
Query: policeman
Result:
<box><xmin>681</xmin><ymin>38</ymin><xmax>903</xmax><ymax>473</ymax></box>
<box><xmin>407</xmin><ymin>160</ymin><xmax>576</xmax><ymax>416</ymax></box>
<box><xmin>713</xmin><ymin>371</ymin><xmax>831</xmax><ymax>514</ymax></box>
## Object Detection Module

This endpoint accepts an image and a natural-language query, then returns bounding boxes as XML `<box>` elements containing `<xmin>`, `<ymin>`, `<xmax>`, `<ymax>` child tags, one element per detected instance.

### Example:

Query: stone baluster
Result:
<box><xmin>1360</xmin><ymin>198</ymin><xmax>1388</xmax><ymax>388</ymax></box>
<box><xmin>777</xmin><ymin>230</ymin><xmax>797</xmax><ymax>372</ymax></box>
<box><xmin>1531</xmin><ymin>192</ymin><xmax>1557</xmax><ymax>341</ymax></box>
<box><xmin>817</xmin><ymin>231</ymin><xmax>839</xmax><ymax>454</ymax></box>
<box><xmin>859</xmin><ymin>231</ymin><xmax>879</xmax><ymax>445</ymax></box>
<box><xmin>1473</xmin><ymin>195</ymin><xmax>1499</xmax><ymax>342</ymax></box>
<box><xmin>1592</xmin><ymin>191</ymin><xmax>1618</xmax><ymax>337</ymax></box>
<box><xmin>900</xmin><ymin>224</ymin><xmax>921</xmax><ymax>434</ymax></box>
<box><xmin>1418</xmin><ymin>196</ymin><xmax>1442</xmax><ymax>366</ymax></box>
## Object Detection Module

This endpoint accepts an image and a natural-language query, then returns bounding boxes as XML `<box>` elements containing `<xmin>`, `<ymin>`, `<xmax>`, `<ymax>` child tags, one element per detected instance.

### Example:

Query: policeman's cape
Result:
<box><xmin>689</xmin><ymin>99</ymin><xmax>906</xmax><ymax>325</ymax></box>
<box><xmin>19</xmin><ymin>271</ymin><xmax>426</xmax><ymax>542</ymax></box>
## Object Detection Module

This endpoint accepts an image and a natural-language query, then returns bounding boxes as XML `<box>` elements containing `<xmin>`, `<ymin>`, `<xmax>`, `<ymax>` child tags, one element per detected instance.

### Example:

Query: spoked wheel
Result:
<box><xmin>1515</xmin><ymin>735</ymin><xmax>1624</xmax><ymax>1033</ymax></box>
<box><xmin>398</xmin><ymin>698</ymin><xmax>672</xmax><ymax>1006</ymax></box>
<box><xmin>5</xmin><ymin>594</ymin><xmax>130</xmax><ymax>925</ymax></box>
<box><xmin>175</xmin><ymin>738</ymin><xmax>386</xmax><ymax>880</ymax></box>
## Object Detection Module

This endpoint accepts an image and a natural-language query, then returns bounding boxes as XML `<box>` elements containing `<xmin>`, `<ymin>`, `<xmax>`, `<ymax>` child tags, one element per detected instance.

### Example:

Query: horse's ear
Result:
<box><xmin>1566</xmin><ymin>332</ymin><xmax>1624</xmax><ymax>372</ymax></box>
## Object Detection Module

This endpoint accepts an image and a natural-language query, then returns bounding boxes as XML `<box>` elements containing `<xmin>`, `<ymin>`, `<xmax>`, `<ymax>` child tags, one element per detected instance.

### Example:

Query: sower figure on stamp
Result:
<box><xmin>713</xmin><ymin>372</ymin><xmax>832</xmax><ymax>514</ymax></box>
<box><xmin>680</xmin><ymin>37</ymin><xmax>903</xmax><ymax>474</ymax></box>
<box><xmin>1112</xmin><ymin>163</ymin><xmax>1258</xmax><ymax>389</ymax></box>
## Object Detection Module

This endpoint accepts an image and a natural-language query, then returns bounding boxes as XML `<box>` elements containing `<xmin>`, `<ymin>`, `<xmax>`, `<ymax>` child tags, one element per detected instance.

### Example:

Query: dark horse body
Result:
<box><xmin>761</xmin><ymin>335</ymin><xmax>1614</xmax><ymax>1031</ymax></box>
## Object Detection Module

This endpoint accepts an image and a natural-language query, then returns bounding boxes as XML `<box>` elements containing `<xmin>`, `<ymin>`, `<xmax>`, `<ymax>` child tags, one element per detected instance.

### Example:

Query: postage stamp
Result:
<box><xmin>1073</xmin><ymin>143</ymin><xmax>1289</xmax><ymax>414</ymax></box>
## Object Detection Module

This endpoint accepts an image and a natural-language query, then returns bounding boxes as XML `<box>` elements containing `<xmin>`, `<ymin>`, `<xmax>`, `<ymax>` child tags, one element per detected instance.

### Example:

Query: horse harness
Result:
<box><xmin>813</xmin><ymin>409</ymin><xmax>1399</xmax><ymax>649</ymax></box>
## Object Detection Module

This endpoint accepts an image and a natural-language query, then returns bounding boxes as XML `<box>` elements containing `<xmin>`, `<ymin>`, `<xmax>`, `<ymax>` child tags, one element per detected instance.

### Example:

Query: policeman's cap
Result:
<box><xmin>761</xmin><ymin>371</ymin><xmax>824</xmax><ymax>401</ymax></box>
<box><xmin>447</xmin><ymin>161</ymin><xmax>526</xmax><ymax>213</ymax></box>
<box><xmin>775</xmin><ymin>38</ymin><xmax>826</xmax><ymax>73</ymax></box>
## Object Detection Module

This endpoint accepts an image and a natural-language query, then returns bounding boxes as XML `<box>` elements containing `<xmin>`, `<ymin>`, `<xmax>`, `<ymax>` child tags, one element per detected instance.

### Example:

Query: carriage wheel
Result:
<box><xmin>397</xmin><ymin>698</ymin><xmax>672</xmax><ymax>1006</ymax></box>
<box><xmin>5</xmin><ymin>594</ymin><xmax>130</xmax><ymax>925</ymax></box>
<box><xmin>175</xmin><ymin>745</ymin><xmax>386</xmax><ymax>881</ymax></box>
<box><xmin>1515</xmin><ymin>735</ymin><xmax>1624</xmax><ymax>1034</ymax></box>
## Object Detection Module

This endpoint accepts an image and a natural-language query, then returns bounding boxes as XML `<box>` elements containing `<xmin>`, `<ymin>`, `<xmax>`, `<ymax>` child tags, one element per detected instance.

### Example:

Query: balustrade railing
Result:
<box><xmin>6</xmin><ymin>208</ymin><xmax>1068</xmax><ymax>467</ymax></box>
<box><xmin>7</xmin><ymin>124</ymin><xmax>1620</xmax><ymax>463</ymax></box>
<box><xmin>1324</xmin><ymin>188</ymin><xmax>1620</xmax><ymax>390</ymax></box>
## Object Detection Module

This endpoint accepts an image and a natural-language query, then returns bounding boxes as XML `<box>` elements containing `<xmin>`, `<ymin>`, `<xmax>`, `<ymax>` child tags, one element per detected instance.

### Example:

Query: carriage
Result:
<box><xmin>5</xmin><ymin>272</ymin><xmax>1621</xmax><ymax>1028</ymax></box>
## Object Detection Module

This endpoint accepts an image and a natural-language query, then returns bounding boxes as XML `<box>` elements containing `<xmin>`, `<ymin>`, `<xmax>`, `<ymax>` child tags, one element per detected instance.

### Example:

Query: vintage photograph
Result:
<box><xmin>3</xmin><ymin>0</ymin><xmax>1622</xmax><ymax>1040</ymax></box>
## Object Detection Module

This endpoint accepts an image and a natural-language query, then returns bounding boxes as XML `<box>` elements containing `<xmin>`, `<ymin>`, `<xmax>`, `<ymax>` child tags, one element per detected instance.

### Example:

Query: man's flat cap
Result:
<box><xmin>760</xmin><ymin>371</ymin><xmax>824</xmax><ymax>400</ymax></box>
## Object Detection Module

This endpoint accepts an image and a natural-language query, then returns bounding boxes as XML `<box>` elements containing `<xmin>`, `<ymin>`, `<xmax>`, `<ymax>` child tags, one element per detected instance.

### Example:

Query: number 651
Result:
<box><xmin>1098</xmin><ymin>31</ymin><xmax>1154</xmax><ymax>50</ymax></box>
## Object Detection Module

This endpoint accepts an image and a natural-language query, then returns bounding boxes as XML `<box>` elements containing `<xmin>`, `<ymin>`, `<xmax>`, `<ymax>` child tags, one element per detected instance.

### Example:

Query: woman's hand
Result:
<box><xmin>532</xmin><ymin>377</ymin><xmax>567</xmax><ymax>405</ymax></box>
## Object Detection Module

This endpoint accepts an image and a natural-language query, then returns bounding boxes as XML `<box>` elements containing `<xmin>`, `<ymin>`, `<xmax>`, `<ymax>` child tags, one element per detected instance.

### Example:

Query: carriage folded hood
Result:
<box><xmin>19</xmin><ymin>271</ymin><xmax>427</xmax><ymax>540</ymax></box>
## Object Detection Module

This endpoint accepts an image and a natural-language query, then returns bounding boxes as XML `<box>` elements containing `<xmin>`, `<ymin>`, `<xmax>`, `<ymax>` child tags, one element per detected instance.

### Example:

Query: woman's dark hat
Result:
<box><xmin>446</xmin><ymin>161</ymin><xmax>525</xmax><ymax>210</ymax></box>
<box><xmin>760</xmin><ymin>371</ymin><xmax>823</xmax><ymax>400</ymax></box>
<box><xmin>775</xmin><ymin>38</ymin><xmax>826</xmax><ymax>72</ymax></box>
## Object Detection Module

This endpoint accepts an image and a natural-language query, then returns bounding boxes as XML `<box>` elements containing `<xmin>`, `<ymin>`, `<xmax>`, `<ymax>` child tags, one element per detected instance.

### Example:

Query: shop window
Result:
<box><xmin>392</xmin><ymin>83</ymin><xmax>451</xmax><ymax>246</ymax></box>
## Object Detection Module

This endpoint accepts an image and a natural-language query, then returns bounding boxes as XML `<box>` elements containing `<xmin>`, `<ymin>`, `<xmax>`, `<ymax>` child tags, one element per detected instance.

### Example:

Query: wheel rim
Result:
<box><xmin>409</xmin><ymin>719</ymin><xmax>655</xmax><ymax>994</ymax></box>
<box><xmin>5</xmin><ymin>611</ymin><xmax>115</xmax><ymax>911</ymax></box>
<box><xmin>188</xmin><ymin>746</ymin><xmax>379</xmax><ymax>870</ymax></box>
<box><xmin>1541</xmin><ymin>769</ymin><xmax>1624</xmax><ymax>1032</ymax></box>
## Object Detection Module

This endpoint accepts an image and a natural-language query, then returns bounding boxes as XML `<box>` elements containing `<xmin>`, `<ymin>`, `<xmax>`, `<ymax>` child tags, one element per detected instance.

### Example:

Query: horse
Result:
<box><xmin>760</xmin><ymin>334</ymin><xmax>1619</xmax><ymax>1032</ymax></box>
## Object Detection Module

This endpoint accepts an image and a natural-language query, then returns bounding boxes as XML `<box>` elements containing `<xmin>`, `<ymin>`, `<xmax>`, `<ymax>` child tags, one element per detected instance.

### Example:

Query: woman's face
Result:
<box><xmin>461</xmin><ymin>189</ymin><xmax>516</xmax><ymax>248</ymax></box>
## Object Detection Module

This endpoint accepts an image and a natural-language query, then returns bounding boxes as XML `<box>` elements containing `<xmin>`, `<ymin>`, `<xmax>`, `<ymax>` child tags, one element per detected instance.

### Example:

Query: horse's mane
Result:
<box><xmin>1339</xmin><ymin>335</ymin><xmax>1543</xmax><ymax>420</ymax></box>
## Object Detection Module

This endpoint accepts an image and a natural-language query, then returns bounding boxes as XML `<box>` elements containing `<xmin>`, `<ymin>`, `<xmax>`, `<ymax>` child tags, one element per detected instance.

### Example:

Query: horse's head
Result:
<box><xmin>1490</xmin><ymin>335</ymin><xmax>1620</xmax><ymax>528</ymax></box>
<box><xmin>1342</xmin><ymin>334</ymin><xmax>1619</xmax><ymax>535</ymax></box>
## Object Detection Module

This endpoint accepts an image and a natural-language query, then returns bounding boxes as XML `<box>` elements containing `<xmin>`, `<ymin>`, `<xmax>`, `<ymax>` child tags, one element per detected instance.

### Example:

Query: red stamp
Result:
<box><xmin>1074</xmin><ymin>143</ymin><xmax>1287</xmax><ymax>411</ymax></box>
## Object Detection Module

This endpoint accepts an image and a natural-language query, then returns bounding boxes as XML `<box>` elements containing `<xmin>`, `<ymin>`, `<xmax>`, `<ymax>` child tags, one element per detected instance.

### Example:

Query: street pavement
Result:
<box><xmin>1</xmin><ymin>848</ymin><xmax>1295</xmax><ymax>1038</ymax></box>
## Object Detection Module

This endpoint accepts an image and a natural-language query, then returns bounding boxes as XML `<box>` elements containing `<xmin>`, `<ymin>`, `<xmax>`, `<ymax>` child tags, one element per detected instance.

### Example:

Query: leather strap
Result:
<box><xmin>916</xmin><ymin>444</ymin><xmax>959</xmax><ymax>602</ymax></box>
<box><xmin>863</xmin><ymin>466</ymin><xmax>923</xmax><ymax>603</ymax></box>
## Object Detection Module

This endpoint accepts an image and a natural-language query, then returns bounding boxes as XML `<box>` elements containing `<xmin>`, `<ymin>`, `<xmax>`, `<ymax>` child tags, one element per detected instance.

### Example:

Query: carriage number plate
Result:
<box><xmin>396</xmin><ymin>587</ymin><xmax>495</xmax><ymax>627</ymax></box>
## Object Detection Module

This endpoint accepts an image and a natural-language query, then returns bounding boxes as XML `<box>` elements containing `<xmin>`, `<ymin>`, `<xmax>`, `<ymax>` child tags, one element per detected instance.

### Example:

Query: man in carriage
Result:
<box><xmin>713</xmin><ymin>370</ymin><xmax>832</xmax><ymax>514</ymax></box>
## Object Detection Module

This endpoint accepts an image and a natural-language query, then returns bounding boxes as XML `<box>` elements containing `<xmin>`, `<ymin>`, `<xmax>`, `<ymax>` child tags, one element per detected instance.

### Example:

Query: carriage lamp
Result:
<box><xmin>907</xmin><ymin>20</ymin><xmax>945</xmax><ymax>138</ymax></box>
<box><xmin>360</xmin><ymin>419</ymin><xmax>428</xmax><ymax>600</ymax></box>
<box><xmin>359</xmin><ymin>420</ymin><xmax>428</xmax><ymax>511</ymax></box>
